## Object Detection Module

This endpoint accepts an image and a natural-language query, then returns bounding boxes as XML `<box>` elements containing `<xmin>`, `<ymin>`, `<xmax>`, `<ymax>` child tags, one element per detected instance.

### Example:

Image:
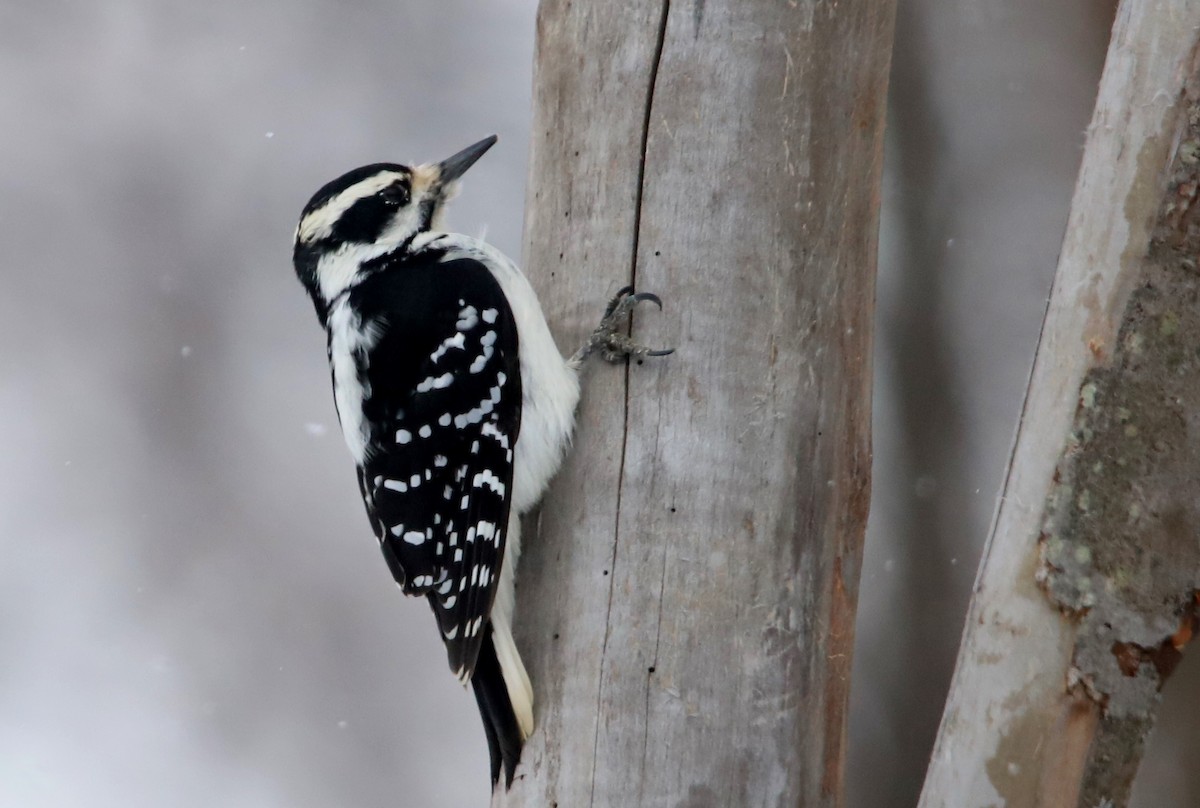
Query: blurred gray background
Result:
<box><xmin>1</xmin><ymin>1</ymin><xmax>1195</xmax><ymax>806</ymax></box>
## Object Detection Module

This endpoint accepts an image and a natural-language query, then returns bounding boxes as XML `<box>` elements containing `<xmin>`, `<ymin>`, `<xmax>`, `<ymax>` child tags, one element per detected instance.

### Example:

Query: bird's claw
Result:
<box><xmin>575</xmin><ymin>286</ymin><xmax>674</xmax><ymax>364</ymax></box>
<box><xmin>602</xmin><ymin>285</ymin><xmax>636</xmax><ymax>319</ymax></box>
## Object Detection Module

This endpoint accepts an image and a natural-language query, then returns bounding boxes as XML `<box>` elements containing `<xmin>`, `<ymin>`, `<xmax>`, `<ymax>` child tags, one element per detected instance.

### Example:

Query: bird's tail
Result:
<box><xmin>472</xmin><ymin>513</ymin><xmax>533</xmax><ymax>789</ymax></box>
<box><xmin>472</xmin><ymin>623</ymin><xmax>528</xmax><ymax>788</ymax></box>
<box><xmin>489</xmin><ymin>515</ymin><xmax>534</xmax><ymax>739</ymax></box>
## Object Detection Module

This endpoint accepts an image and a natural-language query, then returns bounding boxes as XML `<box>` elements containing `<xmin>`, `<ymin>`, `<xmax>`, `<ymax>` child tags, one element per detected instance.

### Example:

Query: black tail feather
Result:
<box><xmin>470</xmin><ymin>624</ymin><xmax>523</xmax><ymax>789</ymax></box>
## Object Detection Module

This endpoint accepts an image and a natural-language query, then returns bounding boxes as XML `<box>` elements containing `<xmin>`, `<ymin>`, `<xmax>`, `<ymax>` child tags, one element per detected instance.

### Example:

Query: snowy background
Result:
<box><xmin>0</xmin><ymin>1</ymin><xmax>1193</xmax><ymax>806</ymax></box>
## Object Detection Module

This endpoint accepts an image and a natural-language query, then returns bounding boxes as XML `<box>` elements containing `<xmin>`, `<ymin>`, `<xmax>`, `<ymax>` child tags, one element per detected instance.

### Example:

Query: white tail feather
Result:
<box><xmin>492</xmin><ymin>616</ymin><xmax>533</xmax><ymax>739</ymax></box>
<box><xmin>491</xmin><ymin>514</ymin><xmax>534</xmax><ymax>738</ymax></box>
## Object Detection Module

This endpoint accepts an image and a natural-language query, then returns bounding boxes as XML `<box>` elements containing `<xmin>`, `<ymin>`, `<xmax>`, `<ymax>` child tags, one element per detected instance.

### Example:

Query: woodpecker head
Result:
<box><xmin>292</xmin><ymin>135</ymin><xmax>497</xmax><ymax>312</ymax></box>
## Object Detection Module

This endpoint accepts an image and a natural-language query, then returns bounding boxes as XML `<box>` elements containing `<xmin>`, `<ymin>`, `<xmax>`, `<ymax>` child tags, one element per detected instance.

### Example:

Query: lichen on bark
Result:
<box><xmin>1036</xmin><ymin>100</ymin><xmax>1200</xmax><ymax>805</ymax></box>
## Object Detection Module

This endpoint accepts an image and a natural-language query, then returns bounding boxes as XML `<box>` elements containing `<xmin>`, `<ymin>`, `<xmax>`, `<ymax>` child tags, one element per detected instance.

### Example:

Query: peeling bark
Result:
<box><xmin>1041</xmin><ymin>99</ymin><xmax>1200</xmax><ymax>808</ymax></box>
<box><xmin>919</xmin><ymin>3</ymin><xmax>1200</xmax><ymax>807</ymax></box>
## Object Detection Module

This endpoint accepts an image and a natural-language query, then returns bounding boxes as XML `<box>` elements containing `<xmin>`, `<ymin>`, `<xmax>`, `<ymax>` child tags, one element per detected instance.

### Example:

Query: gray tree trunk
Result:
<box><xmin>919</xmin><ymin>2</ymin><xmax>1200</xmax><ymax>806</ymax></box>
<box><xmin>497</xmin><ymin>1</ymin><xmax>895</xmax><ymax>805</ymax></box>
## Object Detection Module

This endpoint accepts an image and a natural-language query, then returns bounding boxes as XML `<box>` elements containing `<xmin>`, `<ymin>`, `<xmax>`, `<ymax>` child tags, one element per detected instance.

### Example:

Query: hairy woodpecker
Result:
<box><xmin>291</xmin><ymin>135</ymin><xmax>670</xmax><ymax>789</ymax></box>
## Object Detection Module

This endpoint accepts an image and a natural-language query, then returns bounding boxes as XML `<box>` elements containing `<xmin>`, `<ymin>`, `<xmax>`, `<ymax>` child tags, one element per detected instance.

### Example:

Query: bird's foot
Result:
<box><xmin>572</xmin><ymin>285</ymin><xmax>674</xmax><ymax>364</ymax></box>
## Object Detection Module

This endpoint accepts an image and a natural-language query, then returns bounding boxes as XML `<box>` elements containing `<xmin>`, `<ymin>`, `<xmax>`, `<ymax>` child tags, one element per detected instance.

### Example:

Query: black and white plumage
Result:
<box><xmin>291</xmin><ymin>136</ymin><xmax>669</xmax><ymax>790</ymax></box>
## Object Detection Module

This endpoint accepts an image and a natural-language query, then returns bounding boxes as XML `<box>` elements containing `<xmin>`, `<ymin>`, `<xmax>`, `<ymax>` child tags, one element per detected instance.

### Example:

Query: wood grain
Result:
<box><xmin>500</xmin><ymin>1</ymin><xmax>894</xmax><ymax>805</ymax></box>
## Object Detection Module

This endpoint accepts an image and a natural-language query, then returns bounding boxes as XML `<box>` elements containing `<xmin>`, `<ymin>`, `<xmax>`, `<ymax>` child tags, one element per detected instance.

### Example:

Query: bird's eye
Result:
<box><xmin>381</xmin><ymin>183</ymin><xmax>410</xmax><ymax>207</ymax></box>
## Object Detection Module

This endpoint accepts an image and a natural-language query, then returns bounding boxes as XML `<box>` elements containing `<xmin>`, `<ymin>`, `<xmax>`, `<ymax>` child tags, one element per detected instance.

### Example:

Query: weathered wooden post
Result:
<box><xmin>499</xmin><ymin>2</ymin><xmax>895</xmax><ymax>805</ymax></box>
<box><xmin>919</xmin><ymin>3</ymin><xmax>1200</xmax><ymax>806</ymax></box>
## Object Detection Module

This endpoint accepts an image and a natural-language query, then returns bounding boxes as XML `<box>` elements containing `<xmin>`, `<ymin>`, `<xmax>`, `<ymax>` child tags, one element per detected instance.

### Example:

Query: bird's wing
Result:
<box><xmin>350</xmin><ymin>253</ymin><xmax>522</xmax><ymax>680</ymax></box>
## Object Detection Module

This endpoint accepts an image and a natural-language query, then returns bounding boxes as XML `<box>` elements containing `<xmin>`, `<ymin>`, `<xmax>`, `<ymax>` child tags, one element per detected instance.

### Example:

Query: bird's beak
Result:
<box><xmin>437</xmin><ymin>135</ymin><xmax>498</xmax><ymax>183</ymax></box>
